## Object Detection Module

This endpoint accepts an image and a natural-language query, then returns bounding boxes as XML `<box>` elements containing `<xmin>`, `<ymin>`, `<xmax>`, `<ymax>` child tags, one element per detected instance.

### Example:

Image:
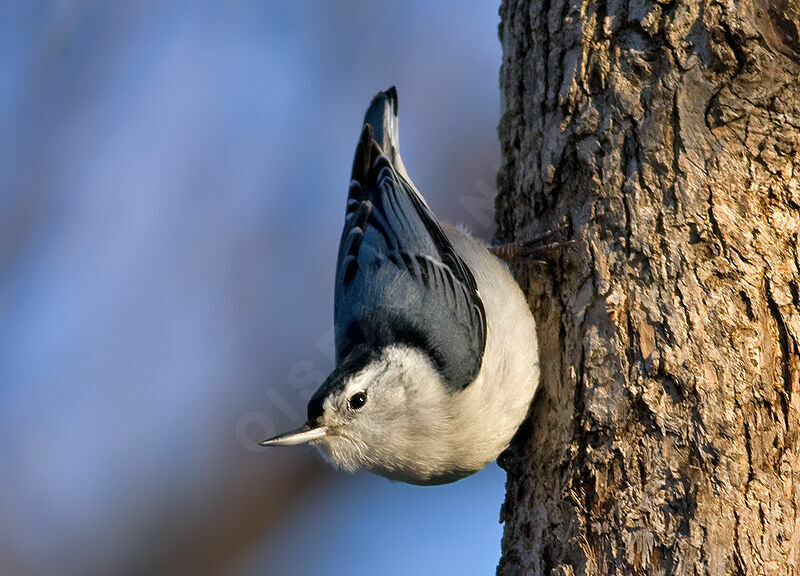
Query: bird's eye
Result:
<box><xmin>348</xmin><ymin>391</ymin><xmax>367</xmax><ymax>410</ymax></box>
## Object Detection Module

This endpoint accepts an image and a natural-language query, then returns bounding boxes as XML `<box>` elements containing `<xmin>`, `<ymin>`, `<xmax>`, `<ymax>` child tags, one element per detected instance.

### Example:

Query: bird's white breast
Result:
<box><xmin>442</xmin><ymin>224</ymin><xmax>540</xmax><ymax>474</ymax></box>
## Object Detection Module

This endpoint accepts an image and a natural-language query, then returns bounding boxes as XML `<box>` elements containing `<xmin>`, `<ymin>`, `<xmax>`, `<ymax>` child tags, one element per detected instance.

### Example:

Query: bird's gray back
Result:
<box><xmin>333</xmin><ymin>89</ymin><xmax>486</xmax><ymax>391</ymax></box>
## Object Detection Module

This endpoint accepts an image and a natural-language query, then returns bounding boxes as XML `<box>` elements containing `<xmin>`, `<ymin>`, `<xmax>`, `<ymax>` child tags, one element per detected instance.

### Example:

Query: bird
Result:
<box><xmin>261</xmin><ymin>87</ymin><xmax>540</xmax><ymax>485</ymax></box>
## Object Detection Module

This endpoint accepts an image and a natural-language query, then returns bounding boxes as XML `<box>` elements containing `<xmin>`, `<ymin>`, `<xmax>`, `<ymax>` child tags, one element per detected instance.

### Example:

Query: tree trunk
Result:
<box><xmin>495</xmin><ymin>0</ymin><xmax>800</xmax><ymax>574</ymax></box>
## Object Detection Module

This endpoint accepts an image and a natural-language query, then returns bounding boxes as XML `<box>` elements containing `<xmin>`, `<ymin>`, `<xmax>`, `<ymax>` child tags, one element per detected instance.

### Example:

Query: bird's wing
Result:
<box><xmin>334</xmin><ymin>89</ymin><xmax>486</xmax><ymax>391</ymax></box>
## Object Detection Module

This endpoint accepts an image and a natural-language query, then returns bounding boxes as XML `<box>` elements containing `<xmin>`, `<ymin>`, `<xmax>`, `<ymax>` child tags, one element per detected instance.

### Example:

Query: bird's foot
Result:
<box><xmin>488</xmin><ymin>238</ymin><xmax>576</xmax><ymax>262</ymax></box>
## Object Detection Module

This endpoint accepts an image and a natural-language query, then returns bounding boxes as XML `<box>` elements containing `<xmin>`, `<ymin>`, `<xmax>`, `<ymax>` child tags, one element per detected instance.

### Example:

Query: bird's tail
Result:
<box><xmin>360</xmin><ymin>87</ymin><xmax>409</xmax><ymax>179</ymax></box>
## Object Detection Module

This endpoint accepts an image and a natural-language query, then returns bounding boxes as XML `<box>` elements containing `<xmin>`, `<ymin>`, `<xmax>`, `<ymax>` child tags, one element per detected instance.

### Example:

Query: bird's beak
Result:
<box><xmin>260</xmin><ymin>424</ymin><xmax>328</xmax><ymax>447</ymax></box>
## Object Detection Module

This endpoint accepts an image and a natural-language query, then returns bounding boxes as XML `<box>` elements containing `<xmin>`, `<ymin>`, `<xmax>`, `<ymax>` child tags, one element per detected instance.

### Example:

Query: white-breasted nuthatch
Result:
<box><xmin>262</xmin><ymin>87</ymin><xmax>539</xmax><ymax>485</ymax></box>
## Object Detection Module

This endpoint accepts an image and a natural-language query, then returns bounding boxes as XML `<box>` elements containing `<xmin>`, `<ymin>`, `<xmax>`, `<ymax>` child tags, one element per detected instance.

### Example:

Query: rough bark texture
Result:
<box><xmin>495</xmin><ymin>1</ymin><xmax>800</xmax><ymax>574</ymax></box>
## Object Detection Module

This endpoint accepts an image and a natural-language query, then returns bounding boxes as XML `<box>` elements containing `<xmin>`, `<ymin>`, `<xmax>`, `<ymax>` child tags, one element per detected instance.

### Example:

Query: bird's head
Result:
<box><xmin>261</xmin><ymin>345</ymin><xmax>465</xmax><ymax>485</ymax></box>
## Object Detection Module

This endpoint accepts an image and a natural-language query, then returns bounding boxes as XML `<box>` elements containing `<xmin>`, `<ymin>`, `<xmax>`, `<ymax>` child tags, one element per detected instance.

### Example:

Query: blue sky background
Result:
<box><xmin>0</xmin><ymin>2</ymin><xmax>506</xmax><ymax>574</ymax></box>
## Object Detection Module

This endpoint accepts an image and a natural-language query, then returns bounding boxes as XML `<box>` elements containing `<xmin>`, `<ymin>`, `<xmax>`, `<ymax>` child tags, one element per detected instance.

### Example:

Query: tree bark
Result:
<box><xmin>495</xmin><ymin>0</ymin><xmax>800</xmax><ymax>574</ymax></box>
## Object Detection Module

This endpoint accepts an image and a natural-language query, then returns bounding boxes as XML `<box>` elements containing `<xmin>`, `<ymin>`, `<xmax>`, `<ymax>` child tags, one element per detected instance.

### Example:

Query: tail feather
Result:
<box><xmin>360</xmin><ymin>87</ymin><xmax>409</xmax><ymax>180</ymax></box>
<box><xmin>362</xmin><ymin>86</ymin><xmax>398</xmax><ymax>155</ymax></box>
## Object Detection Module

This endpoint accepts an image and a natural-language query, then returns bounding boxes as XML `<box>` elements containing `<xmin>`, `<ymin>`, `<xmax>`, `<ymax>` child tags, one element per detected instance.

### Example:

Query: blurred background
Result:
<box><xmin>0</xmin><ymin>2</ymin><xmax>504</xmax><ymax>574</ymax></box>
